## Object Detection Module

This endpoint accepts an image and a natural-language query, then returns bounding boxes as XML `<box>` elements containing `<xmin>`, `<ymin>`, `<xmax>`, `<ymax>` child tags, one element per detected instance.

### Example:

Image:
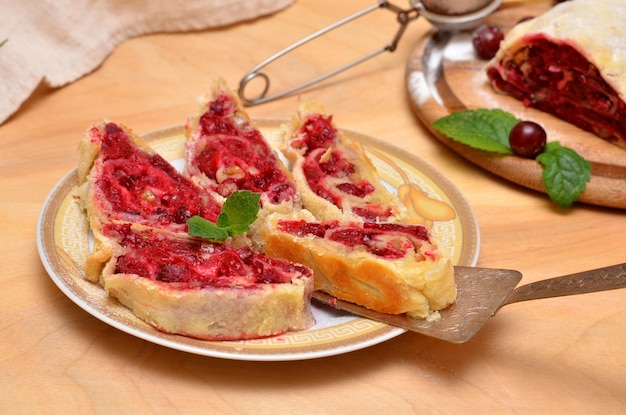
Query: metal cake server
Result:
<box><xmin>312</xmin><ymin>262</ymin><xmax>626</xmax><ymax>343</ymax></box>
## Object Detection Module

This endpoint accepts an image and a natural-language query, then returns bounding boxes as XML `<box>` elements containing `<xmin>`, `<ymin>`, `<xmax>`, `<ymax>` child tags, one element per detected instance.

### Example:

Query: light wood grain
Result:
<box><xmin>1</xmin><ymin>1</ymin><xmax>625</xmax><ymax>414</ymax></box>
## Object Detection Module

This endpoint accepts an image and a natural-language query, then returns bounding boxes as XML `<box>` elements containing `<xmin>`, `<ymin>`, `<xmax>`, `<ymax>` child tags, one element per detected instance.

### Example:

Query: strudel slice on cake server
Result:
<box><xmin>265</xmin><ymin>101</ymin><xmax>455</xmax><ymax>319</ymax></box>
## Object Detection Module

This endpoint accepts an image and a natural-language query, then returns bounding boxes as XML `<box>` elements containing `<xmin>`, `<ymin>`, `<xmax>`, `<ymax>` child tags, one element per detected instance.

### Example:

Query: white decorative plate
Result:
<box><xmin>37</xmin><ymin>120</ymin><xmax>479</xmax><ymax>361</ymax></box>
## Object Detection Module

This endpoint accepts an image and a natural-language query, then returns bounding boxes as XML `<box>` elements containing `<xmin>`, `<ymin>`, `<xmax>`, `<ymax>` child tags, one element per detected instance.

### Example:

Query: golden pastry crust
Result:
<box><xmin>99</xmin><ymin>224</ymin><xmax>315</xmax><ymax>341</ymax></box>
<box><xmin>104</xmin><ymin>272</ymin><xmax>315</xmax><ymax>340</ymax></box>
<box><xmin>259</xmin><ymin>210</ymin><xmax>456</xmax><ymax>319</ymax></box>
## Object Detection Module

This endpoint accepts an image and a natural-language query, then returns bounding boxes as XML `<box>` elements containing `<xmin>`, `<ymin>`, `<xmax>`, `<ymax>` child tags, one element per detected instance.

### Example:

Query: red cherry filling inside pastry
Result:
<box><xmin>107</xmin><ymin>223</ymin><xmax>313</xmax><ymax>288</ymax></box>
<box><xmin>487</xmin><ymin>37</ymin><xmax>626</xmax><ymax>148</ymax></box>
<box><xmin>93</xmin><ymin>123</ymin><xmax>221</xmax><ymax>230</ymax></box>
<box><xmin>290</xmin><ymin>114</ymin><xmax>394</xmax><ymax>221</ymax></box>
<box><xmin>191</xmin><ymin>94</ymin><xmax>298</xmax><ymax>205</ymax></box>
<box><xmin>277</xmin><ymin>219</ymin><xmax>437</xmax><ymax>260</ymax></box>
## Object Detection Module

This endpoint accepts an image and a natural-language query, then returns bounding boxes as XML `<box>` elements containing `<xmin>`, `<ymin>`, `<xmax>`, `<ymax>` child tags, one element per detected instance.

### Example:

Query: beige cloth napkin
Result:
<box><xmin>0</xmin><ymin>0</ymin><xmax>294</xmax><ymax>125</ymax></box>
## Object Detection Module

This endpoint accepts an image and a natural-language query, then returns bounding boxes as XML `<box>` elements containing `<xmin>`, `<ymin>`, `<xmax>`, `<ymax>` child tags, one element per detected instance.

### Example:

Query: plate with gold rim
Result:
<box><xmin>37</xmin><ymin>119</ymin><xmax>479</xmax><ymax>361</ymax></box>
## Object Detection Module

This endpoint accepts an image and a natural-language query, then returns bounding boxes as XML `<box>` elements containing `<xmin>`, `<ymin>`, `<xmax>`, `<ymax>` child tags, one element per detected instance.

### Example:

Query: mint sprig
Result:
<box><xmin>537</xmin><ymin>142</ymin><xmax>591</xmax><ymax>209</ymax></box>
<box><xmin>432</xmin><ymin>108</ymin><xmax>518</xmax><ymax>154</ymax></box>
<box><xmin>187</xmin><ymin>190</ymin><xmax>261</xmax><ymax>241</ymax></box>
<box><xmin>432</xmin><ymin>109</ymin><xmax>592</xmax><ymax>208</ymax></box>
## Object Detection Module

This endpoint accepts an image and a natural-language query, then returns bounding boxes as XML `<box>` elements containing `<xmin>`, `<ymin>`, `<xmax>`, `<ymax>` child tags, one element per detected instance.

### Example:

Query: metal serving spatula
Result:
<box><xmin>312</xmin><ymin>263</ymin><xmax>626</xmax><ymax>343</ymax></box>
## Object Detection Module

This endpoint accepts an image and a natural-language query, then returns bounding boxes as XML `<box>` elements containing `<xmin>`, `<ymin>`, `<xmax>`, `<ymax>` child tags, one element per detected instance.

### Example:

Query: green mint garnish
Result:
<box><xmin>187</xmin><ymin>190</ymin><xmax>261</xmax><ymax>241</ymax></box>
<box><xmin>537</xmin><ymin>142</ymin><xmax>591</xmax><ymax>209</ymax></box>
<box><xmin>432</xmin><ymin>108</ymin><xmax>518</xmax><ymax>154</ymax></box>
<box><xmin>432</xmin><ymin>109</ymin><xmax>591</xmax><ymax>208</ymax></box>
<box><xmin>188</xmin><ymin>216</ymin><xmax>229</xmax><ymax>240</ymax></box>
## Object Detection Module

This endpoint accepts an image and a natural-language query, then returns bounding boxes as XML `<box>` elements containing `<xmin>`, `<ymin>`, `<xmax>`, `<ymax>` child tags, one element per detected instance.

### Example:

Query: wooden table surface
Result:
<box><xmin>2</xmin><ymin>1</ymin><xmax>625</xmax><ymax>413</ymax></box>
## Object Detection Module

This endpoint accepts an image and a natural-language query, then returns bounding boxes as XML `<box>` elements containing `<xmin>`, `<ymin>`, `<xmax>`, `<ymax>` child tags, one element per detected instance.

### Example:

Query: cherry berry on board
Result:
<box><xmin>509</xmin><ymin>121</ymin><xmax>547</xmax><ymax>158</ymax></box>
<box><xmin>472</xmin><ymin>24</ymin><xmax>504</xmax><ymax>60</ymax></box>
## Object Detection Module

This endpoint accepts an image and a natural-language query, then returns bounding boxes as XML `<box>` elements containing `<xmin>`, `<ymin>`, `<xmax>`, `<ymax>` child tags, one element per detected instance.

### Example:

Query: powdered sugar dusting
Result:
<box><xmin>467</xmin><ymin>65</ymin><xmax>504</xmax><ymax>109</ymax></box>
<box><xmin>443</xmin><ymin>33</ymin><xmax>476</xmax><ymax>62</ymax></box>
<box><xmin>407</xmin><ymin>71</ymin><xmax>432</xmax><ymax>106</ymax></box>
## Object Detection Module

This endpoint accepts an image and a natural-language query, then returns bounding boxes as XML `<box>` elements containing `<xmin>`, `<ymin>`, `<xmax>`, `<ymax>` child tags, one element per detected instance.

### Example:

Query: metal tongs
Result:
<box><xmin>238</xmin><ymin>0</ymin><xmax>503</xmax><ymax>106</ymax></box>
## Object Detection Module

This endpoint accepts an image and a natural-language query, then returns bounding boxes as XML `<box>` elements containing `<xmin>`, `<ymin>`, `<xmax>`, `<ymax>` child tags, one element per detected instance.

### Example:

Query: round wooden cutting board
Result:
<box><xmin>405</xmin><ymin>3</ymin><xmax>626</xmax><ymax>209</ymax></box>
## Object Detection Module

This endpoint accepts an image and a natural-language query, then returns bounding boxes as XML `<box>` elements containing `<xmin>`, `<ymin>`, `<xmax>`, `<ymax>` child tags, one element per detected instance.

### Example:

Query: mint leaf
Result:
<box><xmin>0</xmin><ymin>39</ymin><xmax>7</xmax><ymax>48</ymax></box>
<box><xmin>433</xmin><ymin>109</ymin><xmax>592</xmax><ymax>208</ymax></box>
<box><xmin>187</xmin><ymin>190</ymin><xmax>260</xmax><ymax>241</ymax></box>
<box><xmin>218</xmin><ymin>190</ymin><xmax>261</xmax><ymax>236</ymax></box>
<box><xmin>187</xmin><ymin>216</ymin><xmax>229</xmax><ymax>240</ymax></box>
<box><xmin>432</xmin><ymin>109</ymin><xmax>519</xmax><ymax>154</ymax></box>
<box><xmin>537</xmin><ymin>142</ymin><xmax>591</xmax><ymax>208</ymax></box>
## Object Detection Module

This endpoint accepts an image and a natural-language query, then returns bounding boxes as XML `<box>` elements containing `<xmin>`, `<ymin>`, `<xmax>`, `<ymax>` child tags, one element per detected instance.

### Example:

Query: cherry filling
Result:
<box><xmin>108</xmin><ymin>223</ymin><xmax>312</xmax><ymax>288</ymax></box>
<box><xmin>487</xmin><ymin>36</ymin><xmax>626</xmax><ymax>147</ymax></box>
<box><xmin>351</xmin><ymin>205</ymin><xmax>394</xmax><ymax>221</ymax></box>
<box><xmin>95</xmin><ymin>123</ymin><xmax>221</xmax><ymax>229</ymax></box>
<box><xmin>292</xmin><ymin>114</ymin><xmax>393</xmax><ymax>221</ymax></box>
<box><xmin>192</xmin><ymin>133</ymin><xmax>296</xmax><ymax>204</ymax></box>
<box><xmin>277</xmin><ymin>219</ymin><xmax>435</xmax><ymax>259</ymax></box>
<box><xmin>199</xmin><ymin>94</ymin><xmax>243</xmax><ymax>137</ymax></box>
<box><xmin>291</xmin><ymin>114</ymin><xmax>338</xmax><ymax>151</ymax></box>
<box><xmin>193</xmin><ymin>94</ymin><xmax>297</xmax><ymax>204</ymax></box>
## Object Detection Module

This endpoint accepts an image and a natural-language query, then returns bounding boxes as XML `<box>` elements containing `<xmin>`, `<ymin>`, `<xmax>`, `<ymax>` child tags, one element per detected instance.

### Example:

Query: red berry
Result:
<box><xmin>472</xmin><ymin>24</ymin><xmax>504</xmax><ymax>60</ymax></box>
<box><xmin>509</xmin><ymin>121</ymin><xmax>547</xmax><ymax>158</ymax></box>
